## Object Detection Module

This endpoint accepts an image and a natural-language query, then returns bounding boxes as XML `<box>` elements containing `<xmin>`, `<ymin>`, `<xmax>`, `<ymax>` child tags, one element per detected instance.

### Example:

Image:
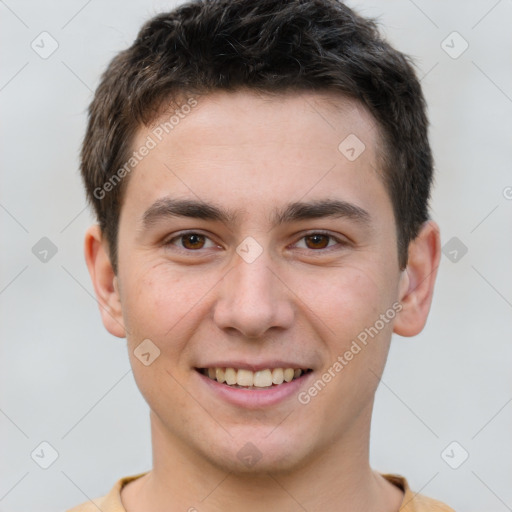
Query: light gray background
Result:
<box><xmin>1</xmin><ymin>1</ymin><xmax>511</xmax><ymax>511</ymax></box>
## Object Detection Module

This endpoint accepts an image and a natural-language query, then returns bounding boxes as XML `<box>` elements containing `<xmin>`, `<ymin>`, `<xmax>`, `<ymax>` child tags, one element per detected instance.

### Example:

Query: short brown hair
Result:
<box><xmin>81</xmin><ymin>0</ymin><xmax>433</xmax><ymax>273</ymax></box>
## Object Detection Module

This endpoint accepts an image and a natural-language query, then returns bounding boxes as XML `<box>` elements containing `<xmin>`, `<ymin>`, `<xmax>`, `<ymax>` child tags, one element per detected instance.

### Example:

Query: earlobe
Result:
<box><xmin>393</xmin><ymin>220</ymin><xmax>441</xmax><ymax>337</ymax></box>
<box><xmin>84</xmin><ymin>225</ymin><xmax>126</xmax><ymax>338</ymax></box>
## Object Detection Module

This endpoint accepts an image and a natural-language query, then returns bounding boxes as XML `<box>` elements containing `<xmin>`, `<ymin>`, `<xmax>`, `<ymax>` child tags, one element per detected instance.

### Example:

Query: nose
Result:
<box><xmin>213</xmin><ymin>248</ymin><xmax>295</xmax><ymax>339</ymax></box>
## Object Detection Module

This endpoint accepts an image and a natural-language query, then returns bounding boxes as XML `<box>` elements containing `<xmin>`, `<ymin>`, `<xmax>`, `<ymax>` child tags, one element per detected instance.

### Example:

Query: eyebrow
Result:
<box><xmin>272</xmin><ymin>199</ymin><xmax>371</xmax><ymax>226</ymax></box>
<box><xmin>141</xmin><ymin>197</ymin><xmax>371</xmax><ymax>229</ymax></box>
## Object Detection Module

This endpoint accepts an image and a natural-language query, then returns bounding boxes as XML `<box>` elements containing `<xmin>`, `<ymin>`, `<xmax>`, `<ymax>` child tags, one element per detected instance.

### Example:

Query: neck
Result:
<box><xmin>122</xmin><ymin>407</ymin><xmax>403</xmax><ymax>512</ymax></box>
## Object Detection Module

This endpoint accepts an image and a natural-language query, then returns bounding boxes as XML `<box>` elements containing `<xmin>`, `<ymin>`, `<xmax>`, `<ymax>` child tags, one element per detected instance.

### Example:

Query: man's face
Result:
<box><xmin>113</xmin><ymin>90</ymin><xmax>407</xmax><ymax>472</ymax></box>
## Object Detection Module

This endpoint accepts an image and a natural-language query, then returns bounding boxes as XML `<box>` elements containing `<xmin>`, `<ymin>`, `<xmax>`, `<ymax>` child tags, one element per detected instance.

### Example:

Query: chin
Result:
<box><xmin>199</xmin><ymin>427</ymin><xmax>313</xmax><ymax>475</ymax></box>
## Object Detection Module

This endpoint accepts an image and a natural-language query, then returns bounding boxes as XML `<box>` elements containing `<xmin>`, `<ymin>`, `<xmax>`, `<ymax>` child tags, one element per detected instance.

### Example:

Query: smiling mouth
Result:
<box><xmin>196</xmin><ymin>367</ymin><xmax>313</xmax><ymax>389</ymax></box>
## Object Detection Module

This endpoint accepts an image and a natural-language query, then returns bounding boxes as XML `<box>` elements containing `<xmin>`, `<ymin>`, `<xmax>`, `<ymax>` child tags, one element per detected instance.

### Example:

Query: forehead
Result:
<box><xmin>122</xmin><ymin>89</ymin><xmax>390</xmax><ymax>228</ymax></box>
<box><xmin>147</xmin><ymin>89</ymin><xmax>382</xmax><ymax>154</ymax></box>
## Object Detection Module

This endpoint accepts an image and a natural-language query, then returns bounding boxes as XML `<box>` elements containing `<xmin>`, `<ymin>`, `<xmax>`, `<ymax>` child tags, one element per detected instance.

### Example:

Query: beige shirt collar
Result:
<box><xmin>67</xmin><ymin>471</ymin><xmax>455</xmax><ymax>512</ymax></box>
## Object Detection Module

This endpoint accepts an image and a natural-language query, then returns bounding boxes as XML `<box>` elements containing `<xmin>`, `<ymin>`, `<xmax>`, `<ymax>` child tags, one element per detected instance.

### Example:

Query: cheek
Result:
<box><xmin>296</xmin><ymin>261</ymin><xmax>400</xmax><ymax>381</ymax></box>
<box><xmin>120</xmin><ymin>267</ymin><xmax>209</xmax><ymax>401</ymax></box>
<box><xmin>120</xmin><ymin>264</ymin><xmax>216</xmax><ymax>350</ymax></box>
<box><xmin>302</xmin><ymin>263</ymin><xmax>395</xmax><ymax>334</ymax></box>
<box><xmin>301</xmin><ymin>265</ymin><xmax>398</xmax><ymax>409</ymax></box>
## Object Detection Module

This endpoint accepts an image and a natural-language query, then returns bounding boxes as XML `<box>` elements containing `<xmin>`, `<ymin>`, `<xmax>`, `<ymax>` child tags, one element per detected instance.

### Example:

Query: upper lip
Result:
<box><xmin>195</xmin><ymin>361</ymin><xmax>313</xmax><ymax>372</ymax></box>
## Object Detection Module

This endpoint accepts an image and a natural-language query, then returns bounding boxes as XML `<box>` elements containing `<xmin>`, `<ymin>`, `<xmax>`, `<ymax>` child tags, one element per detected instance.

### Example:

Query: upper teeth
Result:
<box><xmin>203</xmin><ymin>367</ymin><xmax>307</xmax><ymax>387</ymax></box>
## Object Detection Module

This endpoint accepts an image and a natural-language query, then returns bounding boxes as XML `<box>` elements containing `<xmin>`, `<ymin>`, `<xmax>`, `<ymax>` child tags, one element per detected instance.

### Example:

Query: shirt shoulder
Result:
<box><xmin>68</xmin><ymin>470</ymin><xmax>455</xmax><ymax>512</ymax></box>
<box><xmin>66</xmin><ymin>472</ymin><xmax>149</xmax><ymax>512</ymax></box>
<box><xmin>381</xmin><ymin>473</ymin><xmax>456</xmax><ymax>512</ymax></box>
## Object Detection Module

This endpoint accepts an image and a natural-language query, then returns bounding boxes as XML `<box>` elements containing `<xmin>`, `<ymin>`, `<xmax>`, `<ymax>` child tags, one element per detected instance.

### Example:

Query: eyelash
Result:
<box><xmin>163</xmin><ymin>230</ymin><xmax>348</xmax><ymax>253</ymax></box>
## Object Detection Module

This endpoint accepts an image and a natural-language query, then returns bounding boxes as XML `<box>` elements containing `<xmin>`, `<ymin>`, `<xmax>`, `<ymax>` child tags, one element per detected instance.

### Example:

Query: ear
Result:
<box><xmin>393</xmin><ymin>220</ymin><xmax>441</xmax><ymax>337</ymax></box>
<box><xmin>84</xmin><ymin>224</ymin><xmax>126</xmax><ymax>338</ymax></box>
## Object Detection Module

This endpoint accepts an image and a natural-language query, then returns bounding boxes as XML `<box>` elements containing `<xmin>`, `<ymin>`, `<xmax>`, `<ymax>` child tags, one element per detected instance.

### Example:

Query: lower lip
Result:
<box><xmin>196</xmin><ymin>370</ymin><xmax>314</xmax><ymax>409</ymax></box>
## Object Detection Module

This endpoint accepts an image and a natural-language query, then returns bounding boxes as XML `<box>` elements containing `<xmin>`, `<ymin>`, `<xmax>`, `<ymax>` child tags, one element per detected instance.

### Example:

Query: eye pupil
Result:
<box><xmin>306</xmin><ymin>234</ymin><xmax>329</xmax><ymax>249</ymax></box>
<box><xmin>183</xmin><ymin>234</ymin><xmax>205</xmax><ymax>249</ymax></box>
<box><xmin>173</xmin><ymin>232</ymin><xmax>337</xmax><ymax>252</ymax></box>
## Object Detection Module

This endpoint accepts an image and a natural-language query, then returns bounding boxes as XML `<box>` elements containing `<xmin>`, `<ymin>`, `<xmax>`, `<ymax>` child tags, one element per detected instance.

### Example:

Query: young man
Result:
<box><xmin>68</xmin><ymin>0</ymin><xmax>454</xmax><ymax>510</ymax></box>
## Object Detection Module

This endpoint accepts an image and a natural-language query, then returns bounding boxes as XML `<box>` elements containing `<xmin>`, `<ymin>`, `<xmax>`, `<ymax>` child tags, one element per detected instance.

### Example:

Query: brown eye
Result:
<box><xmin>304</xmin><ymin>233</ymin><xmax>331</xmax><ymax>249</ymax></box>
<box><xmin>180</xmin><ymin>233</ymin><xmax>206</xmax><ymax>250</ymax></box>
<box><xmin>165</xmin><ymin>232</ymin><xmax>216</xmax><ymax>251</ymax></box>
